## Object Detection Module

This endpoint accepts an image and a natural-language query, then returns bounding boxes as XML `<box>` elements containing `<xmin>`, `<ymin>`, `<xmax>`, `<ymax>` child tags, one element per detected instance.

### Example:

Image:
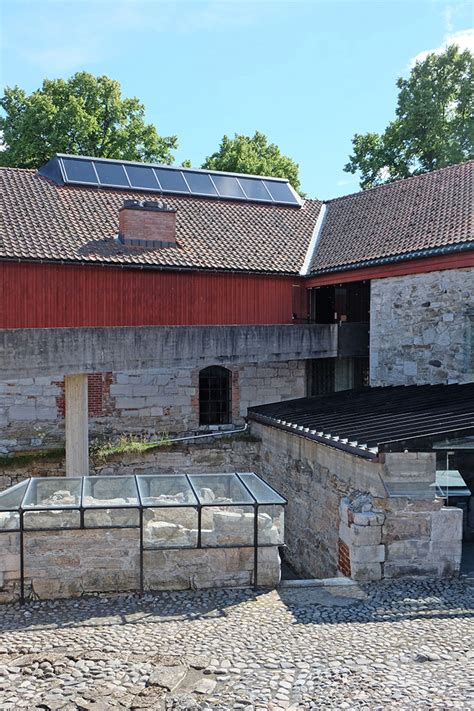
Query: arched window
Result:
<box><xmin>199</xmin><ymin>366</ymin><xmax>232</xmax><ymax>425</ymax></box>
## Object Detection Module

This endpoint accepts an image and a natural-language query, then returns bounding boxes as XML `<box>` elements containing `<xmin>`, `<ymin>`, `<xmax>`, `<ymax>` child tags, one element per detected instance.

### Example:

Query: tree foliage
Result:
<box><xmin>203</xmin><ymin>131</ymin><xmax>301</xmax><ymax>192</ymax></box>
<box><xmin>344</xmin><ymin>45</ymin><xmax>474</xmax><ymax>189</ymax></box>
<box><xmin>0</xmin><ymin>72</ymin><xmax>177</xmax><ymax>168</ymax></box>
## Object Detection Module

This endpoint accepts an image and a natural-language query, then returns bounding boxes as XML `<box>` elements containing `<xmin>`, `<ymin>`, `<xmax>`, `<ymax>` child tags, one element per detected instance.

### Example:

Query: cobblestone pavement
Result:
<box><xmin>0</xmin><ymin>578</ymin><xmax>473</xmax><ymax>710</ymax></box>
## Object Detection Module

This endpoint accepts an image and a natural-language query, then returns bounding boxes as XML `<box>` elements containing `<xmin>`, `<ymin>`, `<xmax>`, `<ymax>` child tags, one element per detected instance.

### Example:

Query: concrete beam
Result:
<box><xmin>0</xmin><ymin>324</ymin><xmax>337</xmax><ymax>380</ymax></box>
<box><xmin>65</xmin><ymin>374</ymin><xmax>89</xmax><ymax>476</ymax></box>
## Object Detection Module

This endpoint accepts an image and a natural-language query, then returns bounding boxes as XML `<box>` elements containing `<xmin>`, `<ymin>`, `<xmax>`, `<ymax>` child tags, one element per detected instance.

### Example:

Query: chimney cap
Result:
<box><xmin>121</xmin><ymin>199</ymin><xmax>176</xmax><ymax>213</ymax></box>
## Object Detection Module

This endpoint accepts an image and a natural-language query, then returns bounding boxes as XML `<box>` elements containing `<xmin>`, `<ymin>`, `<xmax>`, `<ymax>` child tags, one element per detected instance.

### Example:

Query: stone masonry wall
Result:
<box><xmin>251</xmin><ymin>421</ymin><xmax>385</xmax><ymax>579</ymax></box>
<box><xmin>0</xmin><ymin>438</ymin><xmax>261</xmax><ymax>491</ymax></box>
<box><xmin>250</xmin><ymin>422</ymin><xmax>463</xmax><ymax>582</ymax></box>
<box><xmin>370</xmin><ymin>267</ymin><xmax>474</xmax><ymax>386</ymax></box>
<box><xmin>0</xmin><ymin>360</ymin><xmax>306</xmax><ymax>453</ymax></box>
<box><xmin>0</xmin><ymin>528</ymin><xmax>280</xmax><ymax>603</ymax></box>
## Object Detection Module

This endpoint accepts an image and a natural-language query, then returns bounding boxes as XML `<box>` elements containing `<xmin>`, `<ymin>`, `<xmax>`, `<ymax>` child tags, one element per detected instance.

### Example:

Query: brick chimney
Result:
<box><xmin>118</xmin><ymin>200</ymin><xmax>177</xmax><ymax>247</ymax></box>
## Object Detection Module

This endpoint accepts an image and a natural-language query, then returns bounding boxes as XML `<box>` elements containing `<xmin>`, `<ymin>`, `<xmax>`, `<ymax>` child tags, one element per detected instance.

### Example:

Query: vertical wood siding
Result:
<box><xmin>0</xmin><ymin>262</ymin><xmax>298</xmax><ymax>328</ymax></box>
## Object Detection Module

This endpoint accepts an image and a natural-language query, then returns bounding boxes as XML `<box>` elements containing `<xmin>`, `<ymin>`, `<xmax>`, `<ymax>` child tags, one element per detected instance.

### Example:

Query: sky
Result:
<box><xmin>0</xmin><ymin>0</ymin><xmax>472</xmax><ymax>199</ymax></box>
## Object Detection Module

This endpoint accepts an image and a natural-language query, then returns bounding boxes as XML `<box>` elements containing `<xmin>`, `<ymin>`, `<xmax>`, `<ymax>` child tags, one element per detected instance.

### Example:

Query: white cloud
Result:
<box><xmin>411</xmin><ymin>28</ymin><xmax>474</xmax><ymax>66</ymax></box>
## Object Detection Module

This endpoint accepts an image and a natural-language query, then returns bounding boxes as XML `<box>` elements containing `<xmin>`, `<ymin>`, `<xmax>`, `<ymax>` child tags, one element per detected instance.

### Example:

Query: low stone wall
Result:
<box><xmin>0</xmin><ymin>437</ymin><xmax>261</xmax><ymax>490</ymax></box>
<box><xmin>0</xmin><ymin>528</ymin><xmax>280</xmax><ymax>603</ymax></box>
<box><xmin>381</xmin><ymin>497</ymin><xmax>462</xmax><ymax>578</ymax></box>
<box><xmin>250</xmin><ymin>421</ymin><xmax>463</xmax><ymax>582</ymax></box>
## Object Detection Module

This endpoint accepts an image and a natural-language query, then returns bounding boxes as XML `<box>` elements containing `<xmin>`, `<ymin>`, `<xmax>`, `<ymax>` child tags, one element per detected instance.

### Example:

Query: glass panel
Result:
<box><xmin>22</xmin><ymin>478</ymin><xmax>82</xmax><ymax>509</ymax></box>
<box><xmin>84</xmin><ymin>508</ymin><xmax>139</xmax><ymax>527</ymax></box>
<box><xmin>182</xmin><ymin>171</ymin><xmax>218</xmax><ymax>196</ymax></box>
<box><xmin>94</xmin><ymin>161</ymin><xmax>129</xmax><ymax>187</ymax></box>
<box><xmin>0</xmin><ymin>511</ymin><xmax>20</xmax><ymax>530</ymax></box>
<box><xmin>154</xmin><ymin>168</ymin><xmax>189</xmax><ymax>193</ymax></box>
<box><xmin>23</xmin><ymin>509</ymin><xmax>80</xmax><ymax>530</ymax></box>
<box><xmin>258</xmin><ymin>504</ymin><xmax>284</xmax><ymax>544</ymax></box>
<box><xmin>126</xmin><ymin>165</ymin><xmax>160</xmax><ymax>190</ymax></box>
<box><xmin>137</xmin><ymin>474</ymin><xmax>197</xmax><ymax>506</ymax></box>
<box><xmin>189</xmin><ymin>473</ymin><xmax>254</xmax><ymax>505</ymax></box>
<box><xmin>238</xmin><ymin>473</ymin><xmax>286</xmax><ymax>504</ymax></box>
<box><xmin>143</xmin><ymin>507</ymin><xmax>198</xmax><ymax>548</ymax></box>
<box><xmin>211</xmin><ymin>174</ymin><xmax>246</xmax><ymax>199</ymax></box>
<box><xmin>0</xmin><ymin>480</ymin><xmax>28</xmax><ymax>510</ymax></box>
<box><xmin>82</xmin><ymin>476</ymin><xmax>139</xmax><ymax>507</ymax></box>
<box><xmin>201</xmin><ymin>505</ymin><xmax>255</xmax><ymax>546</ymax></box>
<box><xmin>263</xmin><ymin>180</ymin><xmax>299</xmax><ymax>204</ymax></box>
<box><xmin>62</xmin><ymin>158</ymin><xmax>97</xmax><ymax>184</ymax></box>
<box><xmin>237</xmin><ymin>177</ymin><xmax>271</xmax><ymax>201</ymax></box>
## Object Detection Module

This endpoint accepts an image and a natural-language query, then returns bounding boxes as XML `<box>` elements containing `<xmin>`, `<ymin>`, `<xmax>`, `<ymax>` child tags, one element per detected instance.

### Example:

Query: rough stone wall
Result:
<box><xmin>0</xmin><ymin>438</ymin><xmax>261</xmax><ymax>490</ymax></box>
<box><xmin>370</xmin><ymin>267</ymin><xmax>474</xmax><ymax>386</ymax></box>
<box><xmin>250</xmin><ymin>422</ymin><xmax>463</xmax><ymax>582</ymax></box>
<box><xmin>251</xmin><ymin>421</ymin><xmax>384</xmax><ymax>579</ymax></box>
<box><xmin>0</xmin><ymin>360</ymin><xmax>306</xmax><ymax>453</ymax></box>
<box><xmin>0</xmin><ymin>529</ymin><xmax>280</xmax><ymax>603</ymax></box>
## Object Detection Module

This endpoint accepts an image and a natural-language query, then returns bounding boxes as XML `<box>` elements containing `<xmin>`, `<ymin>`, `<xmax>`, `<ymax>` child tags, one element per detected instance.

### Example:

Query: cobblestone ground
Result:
<box><xmin>0</xmin><ymin>578</ymin><xmax>473</xmax><ymax>710</ymax></box>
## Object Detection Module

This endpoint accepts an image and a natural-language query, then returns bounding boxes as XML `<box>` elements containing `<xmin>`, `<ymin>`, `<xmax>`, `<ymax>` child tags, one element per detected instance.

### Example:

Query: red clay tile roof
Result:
<box><xmin>0</xmin><ymin>160</ymin><xmax>472</xmax><ymax>275</ymax></box>
<box><xmin>0</xmin><ymin>168</ymin><xmax>321</xmax><ymax>274</ymax></box>
<box><xmin>309</xmin><ymin>160</ymin><xmax>473</xmax><ymax>274</ymax></box>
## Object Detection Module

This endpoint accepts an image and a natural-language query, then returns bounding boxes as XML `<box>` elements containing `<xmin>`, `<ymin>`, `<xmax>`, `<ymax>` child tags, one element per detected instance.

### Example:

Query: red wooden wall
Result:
<box><xmin>0</xmin><ymin>262</ymin><xmax>299</xmax><ymax>328</ymax></box>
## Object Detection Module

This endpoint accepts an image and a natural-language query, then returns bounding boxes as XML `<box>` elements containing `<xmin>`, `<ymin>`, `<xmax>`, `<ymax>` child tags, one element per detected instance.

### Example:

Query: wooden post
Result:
<box><xmin>65</xmin><ymin>374</ymin><xmax>89</xmax><ymax>476</ymax></box>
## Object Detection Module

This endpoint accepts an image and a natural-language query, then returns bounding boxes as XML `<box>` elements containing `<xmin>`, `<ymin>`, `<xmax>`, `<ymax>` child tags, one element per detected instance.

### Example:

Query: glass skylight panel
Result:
<box><xmin>189</xmin><ymin>473</ymin><xmax>254</xmax><ymax>505</ymax></box>
<box><xmin>126</xmin><ymin>165</ymin><xmax>161</xmax><ymax>190</ymax></box>
<box><xmin>155</xmin><ymin>168</ymin><xmax>189</xmax><ymax>193</ymax></box>
<box><xmin>181</xmin><ymin>171</ymin><xmax>218</xmax><ymax>196</ymax></box>
<box><xmin>137</xmin><ymin>474</ymin><xmax>198</xmax><ymax>506</ymax></box>
<box><xmin>237</xmin><ymin>177</ymin><xmax>272</xmax><ymax>201</ymax></box>
<box><xmin>62</xmin><ymin>158</ymin><xmax>98</xmax><ymax>184</ymax></box>
<box><xmin>263</xmin><ymin>180</ymin><xmax>299</xmax><ymax>205</ymax></box>
<box><xmin>0</xmin><ymin>480</ymin><xmax>28</xmax><ymax>510</ymax></box>
<box><xmin>237</xmin><ymin>473</ymin><xmax>286</xmax><ymax>504</ymax></box>
<box><xmin>82</xmin><ymin>475</ymin><xmax>139</xmax><ymax>507</ymax></box>
<box><xmin>94</xmin><ymin>161</ymin><xmax>129</xmax><ymax>187</ymax></box>
<box><xmin>22</xmin><ymin>477</ymin><xmax>83</xmax><ymax>509</ymax></box>
<box><xmin>211</xmin><ymin>174</ymin><xmax>246</xmax><ymax>199</ymax></box>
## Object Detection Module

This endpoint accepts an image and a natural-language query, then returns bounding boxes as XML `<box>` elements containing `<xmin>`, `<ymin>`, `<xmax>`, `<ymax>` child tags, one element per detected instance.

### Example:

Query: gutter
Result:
<box><xmin>309</xmin><ymin>241</ymin><xmax>474</xmax><ymax>277</ymax></box>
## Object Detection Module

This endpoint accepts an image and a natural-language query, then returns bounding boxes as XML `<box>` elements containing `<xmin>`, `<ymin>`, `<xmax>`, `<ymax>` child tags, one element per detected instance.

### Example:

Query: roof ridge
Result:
<box><xmin>326</xmin><ymin>159</ymin><xmax>473</xmax><ymax>204</ymax></box>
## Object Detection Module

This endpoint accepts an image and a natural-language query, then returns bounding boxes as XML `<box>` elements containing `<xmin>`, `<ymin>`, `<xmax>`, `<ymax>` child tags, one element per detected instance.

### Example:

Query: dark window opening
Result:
<box><xmin>199</xmin><ymin>366</ymin><xmax>232</xmax><ymax>425</ymax></box>
<box><xmin>307</xmin><ymin>357</ymin><xmax>369</xmax><ymax>396</ymax></box>
<box><xmin>309</xmin><ymin>281</ymin><xmax>370</xmax><ymax>324</ymax></box>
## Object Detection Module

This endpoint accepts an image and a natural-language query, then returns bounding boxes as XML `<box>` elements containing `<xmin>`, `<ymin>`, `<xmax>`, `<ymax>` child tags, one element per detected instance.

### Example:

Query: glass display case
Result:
<box><xmin>0</xmin><ymin>471</ymin><xmax>287</xmax><ymax>601</ymax></box>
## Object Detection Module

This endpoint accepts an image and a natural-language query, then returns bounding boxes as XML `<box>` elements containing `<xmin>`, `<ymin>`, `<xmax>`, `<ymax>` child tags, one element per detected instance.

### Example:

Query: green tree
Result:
<box><xmin>344</xmin><ymin>45</ymin><xmax>474</xmax><ymax>189</ymax></box>
<box><xmin>203</xmin><ymin>131</ymin><xmax>302</xmax><ymax>192</ymax></box>
<box><xmin>0</xmin><ymin>72</ymin><xmax>177</xmax><ymax>168</ymax></box>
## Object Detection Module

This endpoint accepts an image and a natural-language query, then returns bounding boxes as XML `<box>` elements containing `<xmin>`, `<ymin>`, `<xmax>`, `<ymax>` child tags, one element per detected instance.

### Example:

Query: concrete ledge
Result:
<box><xmin>0</xmin><ymin>324</ymin><xmax>337</xmax><ymax>379</ymax></box>
<box><xmin>279</xmin><ymin>577</ymin><xmax>358</xmax><ymax>588</ymax></box>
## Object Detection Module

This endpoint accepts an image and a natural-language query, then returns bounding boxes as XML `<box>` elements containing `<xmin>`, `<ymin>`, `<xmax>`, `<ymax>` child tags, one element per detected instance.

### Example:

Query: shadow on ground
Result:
<box><xmin>0</xmin><ymin>577</ymin><xmax>473</xmax><ymax>635</ymax></box>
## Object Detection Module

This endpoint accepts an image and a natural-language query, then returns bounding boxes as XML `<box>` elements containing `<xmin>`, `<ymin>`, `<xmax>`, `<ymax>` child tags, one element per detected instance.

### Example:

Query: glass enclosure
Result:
<box><xmin>0</xmin><ymin>472</ymin><xmax>286</xmax><ymax>543</ymax></box>
<box><xmin>0</xmin><ymin>472</ymin><xmax>286</xmax><ymax>601</ymax></box>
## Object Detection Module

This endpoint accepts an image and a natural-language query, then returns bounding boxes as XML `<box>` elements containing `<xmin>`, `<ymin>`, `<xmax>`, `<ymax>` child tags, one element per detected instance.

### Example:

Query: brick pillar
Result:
<box><xmin>65</xmin><ymin>374</ymin><xmax>89</xmax><ymax>476</ymax></box>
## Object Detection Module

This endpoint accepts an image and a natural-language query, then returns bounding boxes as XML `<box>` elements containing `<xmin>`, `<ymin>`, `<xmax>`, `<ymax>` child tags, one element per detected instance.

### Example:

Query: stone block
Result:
<box><xmin>382</xmin><ymin>513</ymin><xmax>431</xmax><ymax>543</ymax></box>
<box><xmin>350</xmin><ymin>561</ymin><xmax>383</xmax><ymax>581</ymax></box>
<box><xmin>350</xmin><ymin>544</ymin><xmax>385</xmax><ymax>564</ymax></box>
<box><xmin>386</xmin><ymin>539</ymin><xmax>430</xmax><ymax>561</ymax></box>
<box><xmin>383</xmin><ymin>561</ymin><xmax>439</xmax><ymax>578</ymax></box>
<box><xmin>340</xmin><ymin>522</ymin><xmax>382</xmax><ymax>546</ymax></box>
<box><xmin>353</xmin><ymin>511</ymin><xmax>385</xmax><ymax>526</ymax></box>
<box><xmin>430</xmin><ymin>507</ymin><xmax>463</xmax><ymax>542</ymax></box>
<box><xmin>8</xmin><ymin>406</ymin><xmax>37</xmax><ymax>421</ymax></box>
